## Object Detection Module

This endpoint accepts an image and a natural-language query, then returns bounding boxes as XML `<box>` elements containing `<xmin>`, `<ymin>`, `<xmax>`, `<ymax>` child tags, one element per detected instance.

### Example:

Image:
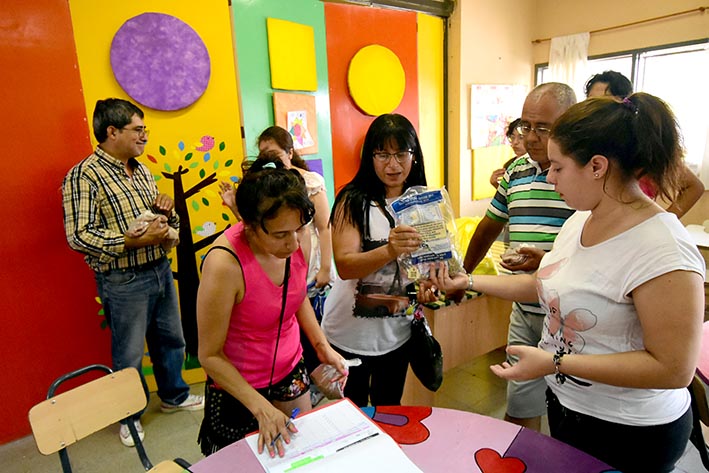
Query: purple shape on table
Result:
<box><xmin>506</xmin><ymin>428</ymin><xmax>618</xmax><ymax>472</ymax></box>
<box><xmin>110</xmin><ymin>12</ymin><xmax>210</xmax><ymax>111</ymax></box>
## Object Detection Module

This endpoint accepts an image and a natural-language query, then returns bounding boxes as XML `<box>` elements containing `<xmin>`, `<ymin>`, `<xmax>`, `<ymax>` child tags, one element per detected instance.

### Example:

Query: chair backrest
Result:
<box><xmin>29</xmin><ymin>366</ymin><xmax>146</xmax><ymax>455</ymax></box>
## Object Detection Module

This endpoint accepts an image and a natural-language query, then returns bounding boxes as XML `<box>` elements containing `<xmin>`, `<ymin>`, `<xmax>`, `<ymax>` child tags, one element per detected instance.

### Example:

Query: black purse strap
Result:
<box><xmin>201</xmin><ymin>246</ymin><xmax>290</xmax><ymax>397</ymax></box>
<box><xmin>267</xmin><ymin>256</ymin><xmax>291</xmax><ymax>396</ymax></box>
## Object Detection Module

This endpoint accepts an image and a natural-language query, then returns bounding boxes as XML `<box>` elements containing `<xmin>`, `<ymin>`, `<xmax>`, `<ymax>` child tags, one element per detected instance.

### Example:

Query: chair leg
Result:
<box><xmin>59</xmin><ymin>448</ymin><xmax>72</xmax><ymax>473</ymax></box>
<box><xmin>689</xmin><ymin>384</ymin><xmax>709</xmax><ymax>471</ymax></box>
<box><xmin>127</xmin><ymin>421</ymin><xmax>154</xmax><ymax>471</ymax></box>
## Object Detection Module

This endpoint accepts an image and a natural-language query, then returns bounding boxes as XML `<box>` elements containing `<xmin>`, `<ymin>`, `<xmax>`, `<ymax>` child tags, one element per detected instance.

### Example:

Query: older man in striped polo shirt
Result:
<box><xmin>464</xmin><ymin>83</ymin><xmax>577</xmax><ymax>432</ymax></box>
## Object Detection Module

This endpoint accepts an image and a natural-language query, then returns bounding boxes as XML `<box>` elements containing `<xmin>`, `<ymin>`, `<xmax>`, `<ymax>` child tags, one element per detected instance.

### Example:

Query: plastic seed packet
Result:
<box><xmin>388</xmin><ymin>186</ymin><xmax>464</xmax><ymax>280</ymax></box>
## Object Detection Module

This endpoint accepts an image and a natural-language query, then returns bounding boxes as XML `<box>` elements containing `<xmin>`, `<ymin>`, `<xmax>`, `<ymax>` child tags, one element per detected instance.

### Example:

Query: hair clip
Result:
<box><xmin>263</xmin><ymin>162</ymin><xmax>277</xmax><ymax>169</ymax></box>
<box><xmin>621</xmin><ymin>97</ymin><xmax>638</xmax><ymax>115</ymax></box>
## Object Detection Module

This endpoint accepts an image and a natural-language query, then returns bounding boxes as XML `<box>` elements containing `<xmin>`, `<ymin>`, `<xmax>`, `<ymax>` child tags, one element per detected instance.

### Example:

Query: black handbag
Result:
<box><xmin>409</xmin><ymin>305</ymin><xmax>443</xmax><ymax>392</ymax></box>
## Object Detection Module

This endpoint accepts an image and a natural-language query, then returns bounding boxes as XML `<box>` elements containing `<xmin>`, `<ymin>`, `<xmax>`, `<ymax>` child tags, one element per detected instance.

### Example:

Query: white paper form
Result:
<box><xmin>245</xmin><ymin>399</ymin><xmax>422</xmax><ymax>473</ymax></box>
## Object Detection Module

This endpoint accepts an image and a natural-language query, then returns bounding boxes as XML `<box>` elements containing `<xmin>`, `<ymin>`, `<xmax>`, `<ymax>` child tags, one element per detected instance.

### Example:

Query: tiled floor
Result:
<box><xmin>3</xmin><ymin>348</ymin><xmax>705</xmax><ymax>472</ymax></box>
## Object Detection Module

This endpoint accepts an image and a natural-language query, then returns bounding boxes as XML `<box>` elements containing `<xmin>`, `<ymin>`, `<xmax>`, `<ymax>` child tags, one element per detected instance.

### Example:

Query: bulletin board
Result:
<box><xmin>273</xmin><ymin>92</ymin><xmax>319</xmax><ymax>155</ymax></box>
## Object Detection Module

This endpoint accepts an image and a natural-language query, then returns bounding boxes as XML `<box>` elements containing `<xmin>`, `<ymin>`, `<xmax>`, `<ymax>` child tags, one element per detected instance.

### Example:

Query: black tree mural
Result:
<box><xmin>149</xmin><ymin>137</ymin><xmax>239</xmax><ymax>366</ymax></box>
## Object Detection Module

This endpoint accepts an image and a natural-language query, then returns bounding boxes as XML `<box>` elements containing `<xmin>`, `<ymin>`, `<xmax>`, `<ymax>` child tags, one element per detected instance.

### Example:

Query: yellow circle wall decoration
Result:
<box><xmin>347</xmin><ymin>45</ymin><xmax>406</xmax><ymax>116</ymax></box>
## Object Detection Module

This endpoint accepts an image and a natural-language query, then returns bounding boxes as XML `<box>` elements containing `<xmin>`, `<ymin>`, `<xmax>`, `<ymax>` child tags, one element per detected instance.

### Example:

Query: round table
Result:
<box><xmin>190</xmin><ymin>405</ymin><xmax>615</xmax><ymax>473</ymax></box>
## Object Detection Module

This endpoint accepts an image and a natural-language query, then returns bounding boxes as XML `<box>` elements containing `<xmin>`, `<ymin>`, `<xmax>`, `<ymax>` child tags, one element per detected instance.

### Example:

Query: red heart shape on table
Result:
<box><xmin>475</xmin><ymin>448</ymin><xmax>527</xmax><ymax>473</ymax></box>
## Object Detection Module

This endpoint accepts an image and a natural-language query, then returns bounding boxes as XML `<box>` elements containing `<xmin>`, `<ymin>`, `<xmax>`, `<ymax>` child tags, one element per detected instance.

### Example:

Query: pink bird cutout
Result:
<box><xmin>195</xmin><ymin>135</ymin><xmax>215</xmax><ymax>152</ymax></box>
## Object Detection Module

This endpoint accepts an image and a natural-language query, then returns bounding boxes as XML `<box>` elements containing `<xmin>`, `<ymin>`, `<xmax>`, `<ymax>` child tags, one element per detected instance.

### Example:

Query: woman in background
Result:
<box><xmin>489</xmin><ymin>118</ymin><xmax>527</xmax><ymax>189</ymax></box>
<box><xmin>585</xmin><ymin>70</ymin><xmax>704</xmax><ymax>218</ymax></box>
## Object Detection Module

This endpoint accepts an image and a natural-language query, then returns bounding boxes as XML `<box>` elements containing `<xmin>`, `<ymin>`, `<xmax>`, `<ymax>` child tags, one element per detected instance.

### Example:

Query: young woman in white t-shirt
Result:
<box><xmin>423</xmin><ymin>93</ymin><xmax>705</xmax><ymax>473</ymax></box>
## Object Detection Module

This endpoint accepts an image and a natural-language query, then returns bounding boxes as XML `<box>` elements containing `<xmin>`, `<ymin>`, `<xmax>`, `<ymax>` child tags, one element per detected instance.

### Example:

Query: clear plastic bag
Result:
<box><xmin>126</xmin><ymin>210</ymin><xmax>179</xmax><ymax>251</ymax></box>
<box><xmin>309</xmin><ymin>358</ymin><xmax>361</xmax><ymax>400</ymax></box>
<box><xmin>388</xmin><ymin>186</ymin><xmax>464</xmax><ymax>280</ymax></box>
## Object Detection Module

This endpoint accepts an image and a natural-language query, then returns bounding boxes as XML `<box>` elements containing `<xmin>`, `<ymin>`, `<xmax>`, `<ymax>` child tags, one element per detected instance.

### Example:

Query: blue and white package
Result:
<box><xmin>388</xmin><ymin>186</ymin><xmax>464</xmax><ymax>279</ymax></box>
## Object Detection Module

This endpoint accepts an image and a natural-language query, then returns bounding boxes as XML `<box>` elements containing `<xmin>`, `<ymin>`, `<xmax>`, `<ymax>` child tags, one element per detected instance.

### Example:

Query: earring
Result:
<box><xmin>594</xmin><ymin>173</ymin><xmax>599</xmax><ymax>178</ymax></box>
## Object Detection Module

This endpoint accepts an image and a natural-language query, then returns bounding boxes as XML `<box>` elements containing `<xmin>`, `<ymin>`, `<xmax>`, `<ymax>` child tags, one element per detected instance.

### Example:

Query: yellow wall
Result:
<box><xmin>417</xmin><ymin>13</ymin><xmax>445</xmax><ymax>189</ymax></box>
<box><xmin>69</xmin><ymin>0</ymin><xmax>245</xmax><ymax>208</ymax></box>
<box><xmin>69</xmin><ymin>0</ymin><xmax>245</xmax><ymax>386</ymax></box>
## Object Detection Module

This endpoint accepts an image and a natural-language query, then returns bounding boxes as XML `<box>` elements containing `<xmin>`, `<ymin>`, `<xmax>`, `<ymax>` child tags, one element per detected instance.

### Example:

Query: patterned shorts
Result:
<box><xmin>198</xmin><ymin>358</ymin><xmax>310</xmax><ymax>456</ymax></box>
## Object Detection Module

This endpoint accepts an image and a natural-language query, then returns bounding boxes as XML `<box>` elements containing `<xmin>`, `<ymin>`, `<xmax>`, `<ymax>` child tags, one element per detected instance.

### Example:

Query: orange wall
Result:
<box><xmin>0</xmin><ymin>0</ymin><xmax>110</xmax><ymax>443</ymax></box>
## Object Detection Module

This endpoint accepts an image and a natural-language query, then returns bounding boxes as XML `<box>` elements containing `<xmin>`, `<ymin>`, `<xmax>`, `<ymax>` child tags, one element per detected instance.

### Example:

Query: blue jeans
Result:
<box><xmin>95</xmin><ymin>257</ymin><xmax>189</xmax><ymax>420</ymax></box>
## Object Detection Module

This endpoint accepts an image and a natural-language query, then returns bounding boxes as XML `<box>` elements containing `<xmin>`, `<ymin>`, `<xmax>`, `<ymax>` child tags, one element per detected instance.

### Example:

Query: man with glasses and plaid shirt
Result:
<box><xmin>463</xmin><ymin>83</ymin><xmax>576</xmax><ymax>432</ymax></box>
<box><xmin>62</xmin><ymin>98</ymin><xmax>203</xmax><ymax>447</ymax></box>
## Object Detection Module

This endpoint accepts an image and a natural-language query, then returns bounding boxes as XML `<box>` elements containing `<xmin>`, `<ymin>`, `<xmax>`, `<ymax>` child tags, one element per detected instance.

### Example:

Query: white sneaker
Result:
<box><xmin>119</xmin><ymin>420</ymin><xmax>145</xmax><ymax>447</ymax></box>
<box><xmin>160</xmin><ymin>393</ymin><xmax>205</xmax><ymax>413</ymax></box>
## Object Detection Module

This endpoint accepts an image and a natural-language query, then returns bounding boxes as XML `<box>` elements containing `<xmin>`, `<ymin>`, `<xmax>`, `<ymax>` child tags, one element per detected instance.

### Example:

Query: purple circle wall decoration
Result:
<box><xmin>110</xmin><ymin>12</ymin><xmax>211</xmax><ymax>111</ymax></box>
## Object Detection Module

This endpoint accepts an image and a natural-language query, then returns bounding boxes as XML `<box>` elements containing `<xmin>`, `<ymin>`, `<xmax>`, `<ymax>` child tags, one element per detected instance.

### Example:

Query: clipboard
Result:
<box><xmin>245</xmin><ymin>399</ymin><xmax>422</xmax><ymax>473</ymax></box>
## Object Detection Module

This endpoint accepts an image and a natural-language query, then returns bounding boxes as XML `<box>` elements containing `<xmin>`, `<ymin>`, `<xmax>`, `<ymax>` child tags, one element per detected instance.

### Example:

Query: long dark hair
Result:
<box><xmin>331</xmin><ymin>114</ymin><xmax>427</xmax><ymax>237</ymax></box>
<box><xmin>551</xmin><ymin>93</ymin><xmax>683</xmax><ymax>203</ymax></box>
<box><xmin>257</xmin><ymin>126</ymin><xmax>309</xmax><ymax>171</ymax></box>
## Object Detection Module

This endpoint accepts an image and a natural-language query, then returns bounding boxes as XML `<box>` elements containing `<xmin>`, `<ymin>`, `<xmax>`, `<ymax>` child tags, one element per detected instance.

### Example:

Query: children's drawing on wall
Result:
<box><xmin>274</xmin><ymin>92</ymin><xmax>319</xmax><ymax>155</ymax></box>
<box><xmin>287</xmin><ymin>110</ymin><xmax>315</xmax><ymax>150</ymax></box>
<box><xmin>469</xmin><ymin>84</ymin><xmax>527</xmax><ymax>149</ymax></box>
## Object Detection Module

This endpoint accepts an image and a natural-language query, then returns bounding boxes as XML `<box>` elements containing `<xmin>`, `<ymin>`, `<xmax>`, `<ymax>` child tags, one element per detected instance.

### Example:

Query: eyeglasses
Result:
<box><xmin>373</xmin><ymin>150</ymin><xmax>413</xmax><ymax>164</ymax></box>
<box><xmin>121</xmin><ymin>126</ymin><xmax>150</xmax><ymax>137</ymax></box>
<box><xmin>516</xmin><ymin>123</ymin><xmax>551</xmax><ymax>138</ymax></box>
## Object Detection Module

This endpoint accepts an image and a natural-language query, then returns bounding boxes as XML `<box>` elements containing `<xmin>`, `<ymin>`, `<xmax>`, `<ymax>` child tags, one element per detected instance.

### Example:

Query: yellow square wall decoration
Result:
<box><xmin>267</xmin><ymin>18</ymin><xmax>317</xmax><ymax>91</ymax></box>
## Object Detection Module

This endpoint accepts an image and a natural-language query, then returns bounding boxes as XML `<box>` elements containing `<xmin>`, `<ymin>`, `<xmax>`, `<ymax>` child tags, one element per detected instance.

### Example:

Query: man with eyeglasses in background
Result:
<box><xmin>62</xmin><ymin>98</ymin><xmax>203</xmax><ymax>448</ymax></box>
<box><xmin>463</xmin><ymin>83</ymin><xmax>576</xmax><ymax>432</ymax></box>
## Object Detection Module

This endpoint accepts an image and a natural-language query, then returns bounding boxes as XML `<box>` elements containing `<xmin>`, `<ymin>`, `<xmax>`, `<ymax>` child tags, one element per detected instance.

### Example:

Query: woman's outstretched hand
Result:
<box><xmin>490</xmin><ymin>345</ymin><xmax>554</xmax><ymax>381</ymax></box>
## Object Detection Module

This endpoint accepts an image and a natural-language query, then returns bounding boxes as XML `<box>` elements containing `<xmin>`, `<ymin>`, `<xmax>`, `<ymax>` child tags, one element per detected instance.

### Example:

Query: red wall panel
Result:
<box><xmin>324</xmin><ymin>4</ymin><xmax>419</xmax><ymax>192</ymax></box>
<box><xmin>0</xmin><ymin>0</ymin><xmax>107</xmax><ymax>443</ymax></box>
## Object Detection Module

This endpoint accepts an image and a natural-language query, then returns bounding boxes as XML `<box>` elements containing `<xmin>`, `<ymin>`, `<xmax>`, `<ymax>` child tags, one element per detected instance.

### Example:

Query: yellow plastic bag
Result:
<box><xmin>453</xmin><ymin>216</ymin><xmax>498</xmax><ymax>276</ymax></box>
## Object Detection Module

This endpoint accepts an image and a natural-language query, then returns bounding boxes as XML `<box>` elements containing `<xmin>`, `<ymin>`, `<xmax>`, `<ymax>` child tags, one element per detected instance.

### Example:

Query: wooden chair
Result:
<box><xmin>28</xmin><ymin>364</ymin><xmax>192</xmax><ymax>472</ymax></box>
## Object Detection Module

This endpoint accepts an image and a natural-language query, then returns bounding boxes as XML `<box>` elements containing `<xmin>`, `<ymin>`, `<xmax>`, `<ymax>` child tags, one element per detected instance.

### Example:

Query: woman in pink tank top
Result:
<box><xmin>196</xmin><ymin>158</ymin><xmax>347</xmax><ymax>458</ymax></box>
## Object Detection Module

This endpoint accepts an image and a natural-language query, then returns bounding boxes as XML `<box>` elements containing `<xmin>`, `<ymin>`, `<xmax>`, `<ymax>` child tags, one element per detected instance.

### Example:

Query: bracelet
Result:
<box><xmin>467</xmin><ymin>273</ymin><xmax>474</xmax><ymax>291</ymax></box>
<box><xmin>552</xmin><ymin>352</ymin><xmax>566</xmax><ymax>385</ymax></box>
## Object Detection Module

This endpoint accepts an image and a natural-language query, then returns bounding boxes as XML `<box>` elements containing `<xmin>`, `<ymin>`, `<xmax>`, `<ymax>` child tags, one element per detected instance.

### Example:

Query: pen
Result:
<box><xmin>271</xmin><ymin>407</ymin><xmax>300</xmax><ymax>447</ymax></box>
<box><xmin>335</xmin><ymin>432</ymin><xmax>379</xmax><ymax>452</ymax></box>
